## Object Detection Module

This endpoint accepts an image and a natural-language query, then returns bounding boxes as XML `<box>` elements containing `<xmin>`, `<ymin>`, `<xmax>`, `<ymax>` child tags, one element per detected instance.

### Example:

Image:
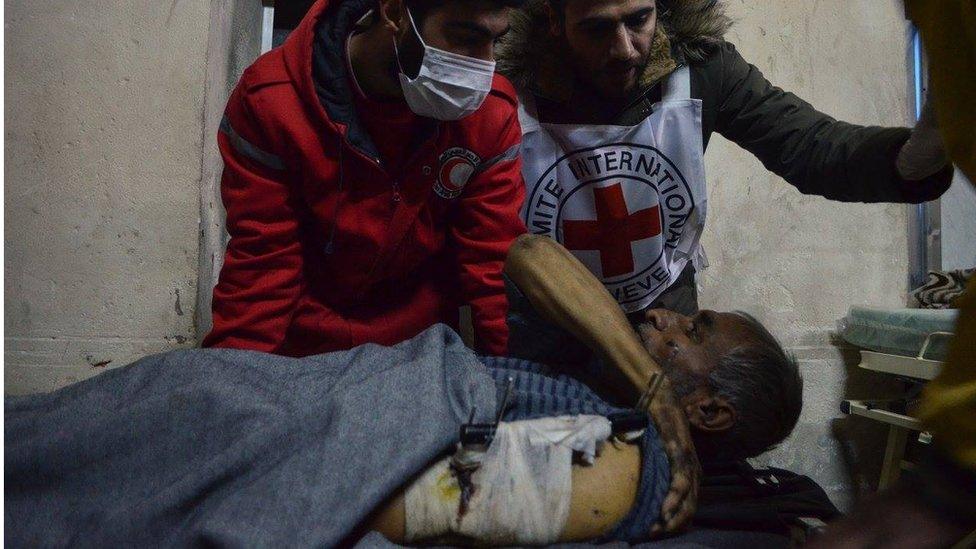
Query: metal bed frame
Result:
<box><xmin>841</xmin><ymin>331</ymin><xmax>951</xmax><ymax>489</ymax></box>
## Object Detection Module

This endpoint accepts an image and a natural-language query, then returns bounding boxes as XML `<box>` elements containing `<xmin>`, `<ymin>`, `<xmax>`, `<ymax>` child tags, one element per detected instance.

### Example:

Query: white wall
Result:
<box><xmin>4</xmin><ymin>1</ymin><xmax>266</xmax><ymax>394</ymax></box>
<box><xmin>699</xmin><ymin>0</ymin><xmax>918</xmax><ymax>509</ymax></box>
<box><xmin>4</xmin><ymin>0</ymin><xmax>211</xmax><ymax>393</ymax></box>
<box><xmin>195</xmin><ymin>0</ymin><xmax>266</xmax><ymax>341</ymax></box>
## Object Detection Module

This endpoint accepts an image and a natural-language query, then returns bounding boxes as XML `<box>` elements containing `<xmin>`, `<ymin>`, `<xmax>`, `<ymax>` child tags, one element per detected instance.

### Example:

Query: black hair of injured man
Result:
<box><xmin>365</xmin><ymin>309</ymin><xmax>803</xmax><ymax>543</ymax></box>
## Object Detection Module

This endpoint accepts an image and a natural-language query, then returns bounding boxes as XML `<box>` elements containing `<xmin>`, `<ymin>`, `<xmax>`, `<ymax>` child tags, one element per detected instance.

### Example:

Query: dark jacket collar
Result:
<box><xmin>311</xmin><ymin>0</ymin><xmax>381</xmax><ymax>160</ymax></box>
<box><xmin>279</xmin><ymin>0</ymin><xmax>384</xmax><ymax>159</ymax></box>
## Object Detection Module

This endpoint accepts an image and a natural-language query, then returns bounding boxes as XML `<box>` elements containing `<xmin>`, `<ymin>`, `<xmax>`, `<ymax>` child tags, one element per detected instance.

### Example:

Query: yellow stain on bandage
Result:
<box><xmin>435</xmin><ymin>470</ymin><xmax>461</xmax><ymax>502</ymax></box>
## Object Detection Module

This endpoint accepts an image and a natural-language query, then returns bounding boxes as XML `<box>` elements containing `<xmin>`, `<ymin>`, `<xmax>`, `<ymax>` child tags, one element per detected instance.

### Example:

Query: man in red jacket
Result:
<box><xmin>204</xmin><ymin>0</ymin><xmax>528</xmax><ymax>356</ymax></box>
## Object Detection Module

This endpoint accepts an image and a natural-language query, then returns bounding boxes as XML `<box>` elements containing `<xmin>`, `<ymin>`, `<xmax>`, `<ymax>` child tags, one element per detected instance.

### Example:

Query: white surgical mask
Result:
<box><xmin>395</xmin><ymin>8</ymin><xmax>496</xmax><ymax>121</ymax></box>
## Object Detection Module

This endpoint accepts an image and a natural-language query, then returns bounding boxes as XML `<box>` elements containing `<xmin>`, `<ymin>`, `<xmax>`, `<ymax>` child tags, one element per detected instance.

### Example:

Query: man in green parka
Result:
<box><xmin>499</xmin><ymin>0</ymin><xmax>951</xmax><ymax>319</ymax></box>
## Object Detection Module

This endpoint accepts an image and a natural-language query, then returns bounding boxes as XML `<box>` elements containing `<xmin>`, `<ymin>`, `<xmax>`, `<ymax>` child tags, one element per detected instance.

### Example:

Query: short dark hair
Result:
<box><xmin>695</xmin><ymin>312</ymin><xmax>803</xmax><ymax>461</ymax></box>
<box><xmin>406</xmin><ymin>0</ymin><xmax>527</xmax><ymax>23</ymax></box>
<box><xmin>546</xmin><ymin>0</ymin><xmax>670</xmax><ymax>16</ymax></box>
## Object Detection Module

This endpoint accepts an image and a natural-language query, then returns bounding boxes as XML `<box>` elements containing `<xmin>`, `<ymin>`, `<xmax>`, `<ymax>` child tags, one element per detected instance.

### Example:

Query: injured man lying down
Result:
<box><xmin>368</xmin><ymin>309</ymin><xmax>802</xmax><ymax>546</ymax></box>
<box><xmin>5</xmin><ymin>239</ymin><xmax>802</xmax><ymax>548</ymax></box>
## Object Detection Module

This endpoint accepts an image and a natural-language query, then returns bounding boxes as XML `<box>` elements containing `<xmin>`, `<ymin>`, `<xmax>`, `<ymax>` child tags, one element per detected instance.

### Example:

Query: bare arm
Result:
<box><xmin>504</xmin><ymin>234</ymin><xmax>659</xmax><ymax>400</ymax></box>
<box><xmin>502</xmin><ymin>234</ymin><xmax>699</xmax><ymax>534</ymax></box>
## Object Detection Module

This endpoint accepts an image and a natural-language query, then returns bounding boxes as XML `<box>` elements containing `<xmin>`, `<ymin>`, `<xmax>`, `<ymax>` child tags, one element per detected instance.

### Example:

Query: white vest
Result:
<box><xmin>519</xmin><ymin>67</ymin><xmax>708</xmax><ymax>313</ymax></box>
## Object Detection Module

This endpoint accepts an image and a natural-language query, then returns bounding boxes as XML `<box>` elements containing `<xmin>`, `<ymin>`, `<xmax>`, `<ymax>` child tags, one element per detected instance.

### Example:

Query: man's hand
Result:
<box><xmin>896</xmin><ymin>99</ymin><xmax>949</xmax><ymax>181</ymax></box>
<box><xmin>646</xmin><ymin>381</ymin><xmax>700</xmax><ymax>535</ymax></box>
<box><xmin>504</xmin><ymin>234</ymin><xmax>700</xmax><ymax>535</ymax></box>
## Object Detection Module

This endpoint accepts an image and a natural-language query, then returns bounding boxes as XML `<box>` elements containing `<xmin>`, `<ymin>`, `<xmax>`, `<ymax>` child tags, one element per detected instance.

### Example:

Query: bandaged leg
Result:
<box><xmin>404</xmin><ymin>415</ymin><xmax>612</xmax><ymax>545</ymax></box>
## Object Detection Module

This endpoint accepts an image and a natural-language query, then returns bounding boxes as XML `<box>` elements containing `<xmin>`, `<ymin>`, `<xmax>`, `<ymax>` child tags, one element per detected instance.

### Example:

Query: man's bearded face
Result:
<box><xmin>638</xmin><ymin>309</ymin><xmax>761</xmax><ymax>399</ymax></box>
<box><xmin>555</xmin><ymin>0</ymin><xmax>658</xmax><ymax>101</ymax></box>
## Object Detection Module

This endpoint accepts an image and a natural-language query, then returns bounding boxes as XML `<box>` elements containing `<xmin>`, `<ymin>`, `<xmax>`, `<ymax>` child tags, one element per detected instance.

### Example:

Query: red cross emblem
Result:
<box><xmin>562</xmin><ymin>183</ymin><xmax>662</xmax><ymax>278</ymax></box>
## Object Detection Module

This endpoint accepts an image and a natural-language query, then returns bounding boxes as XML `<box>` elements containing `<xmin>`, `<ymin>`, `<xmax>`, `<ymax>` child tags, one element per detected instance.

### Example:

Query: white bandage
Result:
<box><xmin>404</xmin><ymin>415</ymin><xmax>612</xmax><ymax>545</ymax></box>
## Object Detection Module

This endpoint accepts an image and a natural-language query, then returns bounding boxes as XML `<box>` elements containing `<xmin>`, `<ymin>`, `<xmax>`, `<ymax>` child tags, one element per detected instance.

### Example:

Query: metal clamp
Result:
<box><xmin>459</xmin><ymin>376</ymin><xmax>514</xmax><ymax>450</ymax></box>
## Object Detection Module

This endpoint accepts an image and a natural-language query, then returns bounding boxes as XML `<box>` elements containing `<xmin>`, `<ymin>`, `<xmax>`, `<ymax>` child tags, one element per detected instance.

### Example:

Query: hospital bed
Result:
<box><xmin>840</xmin><ymin>306</ymin><xmax>957</xmax><ymax>489</ymax></box>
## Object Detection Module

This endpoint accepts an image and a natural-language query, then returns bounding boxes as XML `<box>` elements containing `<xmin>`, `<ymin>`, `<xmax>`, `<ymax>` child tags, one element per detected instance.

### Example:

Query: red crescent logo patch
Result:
<box><xmin>434</xmin><ymin>147</ymin><xmax>481</xmax><ymax>199</ymax></box>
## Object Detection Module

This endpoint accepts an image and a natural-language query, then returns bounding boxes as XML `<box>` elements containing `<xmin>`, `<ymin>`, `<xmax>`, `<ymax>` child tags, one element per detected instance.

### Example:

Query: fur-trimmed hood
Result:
<box><xmin>497</xmin><ymin>0</ymin><xmax>732</xmax><ymax>102</ymax></box>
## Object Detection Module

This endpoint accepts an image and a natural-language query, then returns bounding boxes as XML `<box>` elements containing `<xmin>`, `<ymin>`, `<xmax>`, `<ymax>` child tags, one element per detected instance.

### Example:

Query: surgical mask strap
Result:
<box><xmin>406</xmin><ymin>7</ymin><xmax>426</xmax><ymax>50</ymax></box>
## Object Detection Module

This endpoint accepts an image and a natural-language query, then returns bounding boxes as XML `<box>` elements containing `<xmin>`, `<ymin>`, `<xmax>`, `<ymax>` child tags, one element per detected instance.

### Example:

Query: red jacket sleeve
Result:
<box><xmin>202</xmin><ymin>84</ymin><xmax>305</xmax><ymax>353</ymax></box>
<box><xmin>449</xmin><ymin>107</ymin><xmax>527</xmax><ymax>355</ymax></box>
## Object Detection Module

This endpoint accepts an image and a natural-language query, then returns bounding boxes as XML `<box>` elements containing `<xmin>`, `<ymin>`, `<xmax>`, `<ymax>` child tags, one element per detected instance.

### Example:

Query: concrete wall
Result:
<box><xmin>196</xmin><ymin>0</ymin><xmax>266</xmax><ymax>341</ymax></box>
<box><xmin>4</xmin><ymin>0</ymin><xmax>212</xmax><ymax>393</ymax></box>
<box><xmin>5</xmin><ymin>0</ymin><xmax>266</xmax><ymax>394</ymax></box>
<box><xmin>698</xmin><ymin>1</ymin><xmax>917</xmax><ymax>510</ymax></box>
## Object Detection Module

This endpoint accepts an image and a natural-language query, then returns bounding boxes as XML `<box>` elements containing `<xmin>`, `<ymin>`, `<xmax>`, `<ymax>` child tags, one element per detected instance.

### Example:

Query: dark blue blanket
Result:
<box><xmin>5</xmin><ymin>326</ymin><xmax>496</xmax><ymax>548</ymax></box>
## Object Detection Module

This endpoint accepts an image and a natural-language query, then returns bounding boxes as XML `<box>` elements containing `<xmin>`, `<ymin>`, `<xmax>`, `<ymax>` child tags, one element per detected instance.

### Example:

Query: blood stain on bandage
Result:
<box><xmin>452</xmin><ymin>466</ymin><xmax>476</xmax><ymax>518</ymax></box>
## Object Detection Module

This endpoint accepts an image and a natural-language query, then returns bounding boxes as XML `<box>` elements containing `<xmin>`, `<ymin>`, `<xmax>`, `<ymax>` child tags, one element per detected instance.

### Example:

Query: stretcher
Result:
<box><xmin>840</xmin><ymin>307</ymin><xmax>957</xmax><ymax>489</ymax></box>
